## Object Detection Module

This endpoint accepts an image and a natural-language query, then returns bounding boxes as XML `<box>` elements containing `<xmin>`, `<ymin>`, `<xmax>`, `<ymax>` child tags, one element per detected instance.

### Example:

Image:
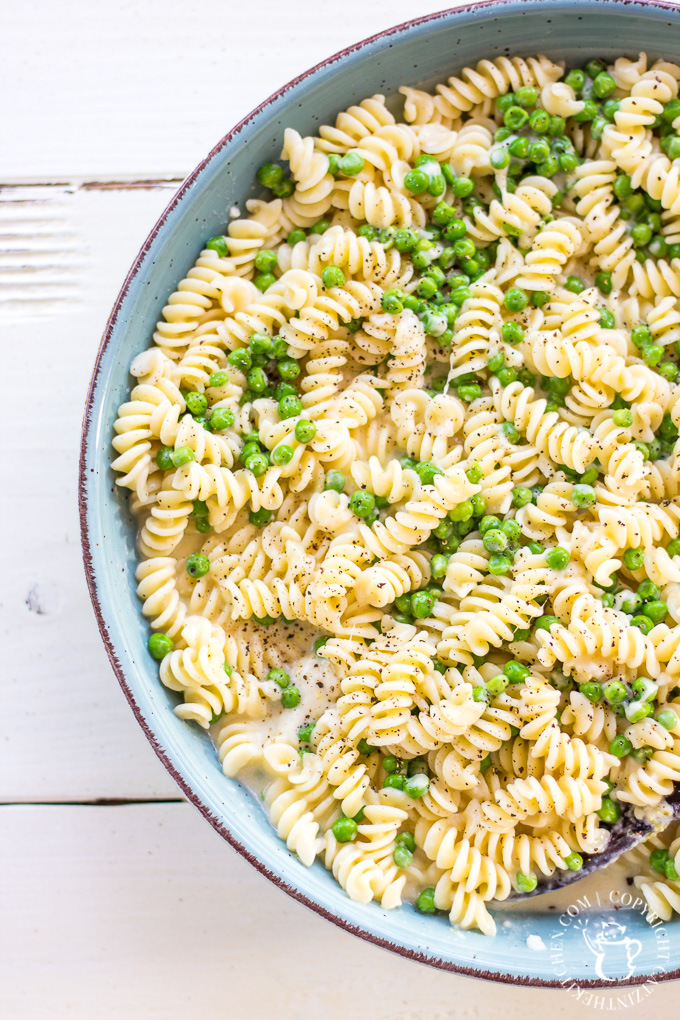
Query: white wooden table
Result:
<box><xmin>2</xmin><ymin>2</ymin><xmax>678</xmax><ymax>1015</ymax></box>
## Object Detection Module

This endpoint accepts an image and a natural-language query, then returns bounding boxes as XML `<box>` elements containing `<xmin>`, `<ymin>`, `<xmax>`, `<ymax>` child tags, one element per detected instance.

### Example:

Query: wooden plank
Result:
<box><xmin>1</xmin><ymin>183</ymin><xmax>180</xmax><ymax>801</ymax></box>
<box><xmin>0</xmin><ymin>0</ymin><xmax>462</xmax><ymax>179</ymax></box>
<box><xmin>2</xmin><ymin>802</ymin><xmax>659</xmax><ymax>1020</ymax></box>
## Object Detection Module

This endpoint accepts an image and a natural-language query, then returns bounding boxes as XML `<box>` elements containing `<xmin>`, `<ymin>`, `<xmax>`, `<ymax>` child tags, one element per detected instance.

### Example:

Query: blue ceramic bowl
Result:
<box><xmin>81</xmin><ymin>0</ymin><xmax>680</xmax><ymax>985</ymax></box>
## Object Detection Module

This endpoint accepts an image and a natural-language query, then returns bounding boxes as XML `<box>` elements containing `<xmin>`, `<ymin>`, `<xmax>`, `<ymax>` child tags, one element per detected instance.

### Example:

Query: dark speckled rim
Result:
<box><xmin>80</xmin><ymin>0</ymin><xmax>680</xmax><ymax>986</ymax></box>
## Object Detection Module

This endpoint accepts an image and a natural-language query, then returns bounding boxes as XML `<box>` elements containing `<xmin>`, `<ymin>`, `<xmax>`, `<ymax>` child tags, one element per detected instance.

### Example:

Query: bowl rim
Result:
<box><xmin>79</xmin><ymin>0</ymin><xmax>680</xmax><ymax>986</ymax></box>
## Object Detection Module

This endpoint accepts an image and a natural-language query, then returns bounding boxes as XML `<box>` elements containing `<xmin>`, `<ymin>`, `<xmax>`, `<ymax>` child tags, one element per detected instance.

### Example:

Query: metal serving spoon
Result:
<box><xmin>507</xmin><ymin>792</ymin><xmax>680</xmax><ymax>900</ymax></box>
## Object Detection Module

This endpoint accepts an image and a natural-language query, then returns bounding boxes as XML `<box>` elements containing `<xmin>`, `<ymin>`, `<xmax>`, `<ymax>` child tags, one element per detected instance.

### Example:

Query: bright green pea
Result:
<box><xmin>185</xmin><ymin>553</ymin><xmax>210</xmax><ymax>578</ymax></box>
<box><xmin>483</xmin><ymin>528</ymin><xmax>509</xmax><ymax>554</ymax></box>
<box><xmin>598</xmin><ymin>796</ymin><xmax>622</xmax><ymax>823</ymax></box>
<box><xmin>332</xmin><ymin>816</ymin><xmax>358</xmax><ymax>842</ymax></box>
<box><xmin>457</xmin><ymin>384</ymin><xmax>482</xmax><ymax>403</ymax></box>
<box><xmin>651</xmin><ymin>849</ymin><xmax>671</xmax><ymax>875</ymax></box>
<box><xmin>516</xmin><ymin>872</ymin><xmax>537</xmax><ymax>893</ymax></box>
<box><xmin>416</xmin><ymin>888</ymin><xmax>437</xmax><ymax>914</ymax></box>
<box><xmin>638</xmin><ymin>579</ymin><xmax>661</xmax><ymax>601</ymax></box>
<box><xmin>249</xmin><ymin>507</ymin><xmax>273</xmax><ymax>527</ymax></box>
<box><xmin>466</xmin><ymin>462</ymin><xmax>483</xmax><ymax>484</ymax></box>
<box><xmin>206</xmin><ymin>235</ymin><xmax>229</xmax><ymax>257</ymax></box>
<box><xmin>323</xmin><ymin>470</ymin><xmax>345</xmax><ymax>493</ymax></box>
<box><xmin>580</xmin><ymin>681</ymin><xmax>603</xmax><ymax>703</ymax></box>
<box><xmin>294</xmin><ymin>419</ymin><xmax>316</xmax><ymax>443</ymax></box>
<box><xmin>603</xmin><ymin>681</ymin><xmax>628</xmax><ymax>705</ymax></box>
<box><xmin>321</xmin><ymin>266</ymin><xmax>345</xmax><ymax>289</ymax></box>
<box><xmin>642</xmin><ymin>600</ymin><xmax>668</xmax><ymax>624</ymax></box>
<box><xmin>339</xmin><ymin>152</ymin><xmax>365</xmax><ymax>176</ymax></box>
<box><xmin>404</xmin><ymin>773</ymin><xmax>430</xmax><ymax>798</ymax></box>
<box><xmin>148</xmin><ymin>632</ymin><xmax>173</xmax><ymax>660</ymax></box>
<box><xmin>535</xmin><ymin>615</ymin><xmax>560</xmax><ymax>632</ymax></box>
<box><xmin>488</xmin><ymin>553</ymin><xmax>513</xmax><ymax>575</ymax></box>
<box><xmin>171</xmin><ymin>446</ymin><xmax>195</xmax><ymax>467</ymax></box>
<box><xmin>565</xmin><ymin>851</ymin><xmax>583</xmax><ymax>871</ymax></box>
<box><xmin>501</xmin><ymin>321</ymin><xmax>524</xmax><ymax>344</ymax></box>
<box><xmin>278</xmin><ymin>395</ymin><xmax>303</xmax><ymax>419</ymax></box>
<box><xmin>592</xmin><ymin>71</ymin><xmax>616</xmax><ymax>98</ymax></box>
<box><xmin>245</xmin><ymin>453</ymin><xmax>269</xmax><ymax>477</ymax></box>
<box><xmin>609</xmin><ymin>734</ymin><xmax>633</xmax><ymax>758</ymax></box>
<box><xmin>281</xmin><ymin>685</ymin><xmax>301</xmax><ymax>708</ymax></box>
<box><xmin>502</xmin><ymin>421</ymin><xmax>521</xmax><ymax>443</ymax></box>
<box><xmin>487</xmin><ymin>350</ymin><xmax>505</xmax><ymax>373</ymax></box>
<box><xmin>571</xmin><ymin>484</ymin><xmax>596</xmax><ymax>509</ymax></box>
<box><xmin>658</xmin><ymin>710</ymin><xmax>678</xmax><ymax>730</ymax></box>
<box><xmin>504</xmin><ymin>288</ymin><xmax>529</xmax><ymax>312</ymax></box>
<box><xmin>156</xmin><ymin>446</ymin><xmax>174</xmax><ymax>470</ymax></box>
<box><xmin>430</xmin><ymin>554</ymin><xmax>449</xmax><ymax>579</ymax></box>
<box><xmin>546</xmin><ymin>546</ymin><xmax>570</xmax><ymax>570</ymax></box>
<box><xmin>268</xmin><ymin>668</ymin><xmax>290</xmax><ymax>688</ymax></box>
<box><xmin>272</xmin><ymin>445</ymin><xmax>294</xmax><ymax>466</ymax></box>
<box><xmin>609</xmin><ymin>408</ymin><xmax>633</xmax><ymax>431</ymax></box>
<box><xmin>504</xmin><ymin>660</ymin><xmax>530</xmax><ymax>682</ymax></box>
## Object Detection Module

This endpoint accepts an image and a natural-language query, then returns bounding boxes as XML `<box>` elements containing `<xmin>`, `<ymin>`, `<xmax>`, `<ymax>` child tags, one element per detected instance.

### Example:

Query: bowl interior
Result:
<box><xmin>81</xmin><ymin>0</ymin><xmax>680</xmax><ymax>984</ymax></box>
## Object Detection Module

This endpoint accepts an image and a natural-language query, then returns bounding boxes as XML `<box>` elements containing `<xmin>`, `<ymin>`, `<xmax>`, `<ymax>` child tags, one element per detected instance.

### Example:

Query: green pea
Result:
<box><xmin>411</xmin><ymin>591</ymin><xmax>435</xmax><ymax>619</ymax></box>
<box><xmin>501</xmin><ymin>321</ymin><xmax>524</xmax><ymax>345</ymax></box>
<box><xmin>535</xmin><ymin>615</ymin><xmax>560</xmax><ymax>632</ymax></box>
<box><xmin>451</xmin><ymin>176</ymin><xmax>474</xmax><ymax>198</ymax></box>
<box><xmin>332</xmin><ymin>816</ymin><xmax>358</xmax><ymax>843</ymax></box>
<box><xmin>171</xmin><ymin>446</ymin><xmax>195</xmax><ymax>467</ymax></box>
<box><xmin>156</xmin><ymin>446</ymin><xmax>174</xmax><ymax>470</ymax></box>
<box><xmin>339</xmin><ymin>152</ymin><xmax>364</xmax><ymax>176</ymax></box>
<box><xmin>254</xmin><ymin>249</ymin><xmax>278</xmax><ymax>274</ymax></box>
<box><xmin>490</xmin><ymin>147</ymin><xmax>510</xmax><ymax>170</ymax></box>
<box><xmin>278</xmin><ymin>395</ymin><xmax>303</xmax><ymax>419</ymax></box>
<box><xmin>206</xmin><ymin>235</ymin><xmax>229</xmax><ymax>258</ymax></box>
<box><xmin>508</xmin><ymin>488</ymin><xmax>532</xmax><ymax>512</ymax></box>
<box><xmin>288</xmin><ymin>228</ymin><xmax>307</xmax><ymax>245</ymax></box>
<box><xmin>602</xmin><ymin>680</ymin><xmax>627</xmax><ymax>705</ymax></box>
<box><xmin>546</xmin><ymin>546</ymin><xmax>570</xmax><ymax>570</ymax></box>
<box><xmin>527</xmin><ymin>542</ymin><xmax>544</xmax><ymax>554</ymax></box>
<box><xmin>294</xmin><ymin>420</ymin><xmax>316</xmax><ymax>443</ymax></box>
<box><xmin>536</xmin><ymin>156</ymin><xmax>560</xmax><ymax>178</ymax></box>
<box><xmin>184</xmin><ymin>391</ymin><xmax>207</xmax><ymax>418</ymax></box>
<box><xmin>571</xmin><ymin>483</ymin><xmax>596</xmax><ymax>510</ymax></box>
<box><xmin>245</xmin><ymin>453</ymin><xmax>269</xmax><ymax>477</ymax></box>
<box><xmin>357</xmin><ymin>738</ymin><xmax>376</xmax><ymax>755</ymax></box>
<box><xmin>502</xmin><ymin>422</ymin><xmax>521</xmax><ymax>444</ymax></box>
<box><xmin>311</xmin><ymin>219</ymin><xmax>332</xmax><ymax>235</ymax></box>
<box><xmin>457</xmin><ymin>384</ymin><xmax>482</xmax><ymax>403</ymax></box>
<box><xmin>622</xmin><ymin>547</ymin><xmax>644</xmax><ymax>572</ymax></box>
<box><xmin>565</xmin><ymin>275</ymin><xmax>585</xmax><ymax>294</ymax></box>
<box><xmin>324</xmin><ymin>470</ymin><xmax>345</xmax><ymax>493</ymax></box>
<box><xmin>559</xmin><ymin>151</ymin><xmax>579</xmax><ymax>172</ymax></box>
<box><xmin>404</xmin><ymin>773</ymin><xmax>430</xmax><ymax>799</ymax></box>
<box><xmin>504</xmin><ymin>105</ymin><xmax>529</xmax><ymax>130</ymax></box>
<box><xmin>529</xmin><ymin>139</ymin><xmax>551</xmax><ymax>164</ymax></box>
<box><xmin>580</xmin><ymin>682</ymin><xmax>603</xmax><ymax>703</ymax></box>
<box><xmin>384</xmin><ymin>774</ymin><xmax>405</xmax><ymax>791</ymax></box>
<box><xmin>659</xmin><ymin>362</ymin><xmax>679</xmax><ymax>381</ymax></box>
<box><xmin>504</xmin><ymin>288</ymin><xmax>529</xmax><ymax>313</ymax></box>
<box><xmin>509</xmin><ymin>136</ymin><xmax>530</xmax><ymax>158</ymax></box>
<box><xmin>382</xmin><ymin>289</ymin><xmax>404</xmax><ymax>314</ymax></box>
<box><xmin>668</xmin><ymin>538</ymin><xmax>680</xmax><ymax>560</ymax></box>
<box><xmin>272</xmin><ymin>445</ymin><xmax>294</xmax><ymax>466</ymax></box>
<box><xmin>565</xmin><ymin>68</ymin><xmax>585</xmax><ymax>92</ymax></box>
<box><xmin>504</xmin><ymin>661</ymin><xmax>530</xmax><ymax>683</ymax></box>
<box><xmin>268</xmin><ymin>668</ymin><xmax>291</xmax><ymax>688</ymax></box>
<box><xmin>257</xmin><ymin>162</ymin><xmax>284</xmax><ymax>188</ymax></box>
<box><xmin>415</xmin><ymin>888</ymin><xmax>437</xmax><ymax>914</ymax></box>
<box><xmin>642</xmin><ymin>345</ymin><xmax>663</xmax><ymax>368</ymax></box>
<box><xmin>565</xmin><ymin>852</ymin><xmax>583</xmax><ymax>872</ymax></box>
<box><xmin>608</xmin><ymin>734</ymin><xmax>633</xmax><ymax>759</ymax></box>
<box><xmin>598</xmin><ymin>796</ymin><xmax>622</xmax><ymax>824</ymax></box>
<box><xmin>254</xmin><ymin>272</ymin><xmax>276</xmax><ymax>291</ymax></box>
<box><xmin>321</xmin><ymin>265</ymin><xmax>345</xmax><ymax>289</ymax></box>
<box><xmin>313</xmin><ymin>637</ymin><xmax>329</xmax><ymax>657</ymax></box>
<box><xmin>393</xmin><ymin>844</ymin><xmax>413</xmax><ymax>868</ymax></box>
<box><xmin>488</xmin><ymin>554</ymin><xmax>512</xmax><ymax>575</ymax></box>
<box><xmin>650</xmin><ymin>849</ymin><xmax>671</xmax><ymax>876</ymax></box>
<box><xmin>483</xmin><ymin>528</ymin><xmax>509</xmax><ymax>554</ymax></box>
<box><xmin>658</xmin><ymin>710</ymin><xmax>678</xmax><ymax>730</ymax></box>
<box><xmin>531</xmin><ymin>290</ymin><xmax>550</xmax><ymax>308</ymax></box>
<box><xmin>487</xmin><ymin>350</ymin><xmax>505</xmax><ymax>373</ymax></box>
<box><xmin>396</xmin><ymin>831</ymin><xmax>416</xmax><ymax>853</ymax></box>
<box><xmin>465</xmin><ymin>462</ymin><xmax>483</xmax><ymax>484</ymax></box>
<box><xmin>148</xmin><ymin>632</ymin><xmax>173</xmax><ymax>660</ymax></box>
<box><xmin>185</xmin><ymin>553</ymin><xmax>210</xmax><ymax>578</ymax></box>
<box><xmin>642</xmin><ymin>600</ymin><xmax>668</xmax><ymax>624</ymax></box>
<box><xmin>281</xmin><ymin>685</ymin><xmax>301</xmax><ymax>708</ymax></box>
<box><xmin>573</xmin><ymin>99</ymin><xmax>599</xmax><ymax>123</ymax></box>
<box><xmin>592</xmin><ymin>71</ymin><xmax>616</xmax><ymax>98</ymax></box>
<box><xmin>350</xmin><ymin>491</ymin><xmax>376</xmax><ymax>519</ymax></box>
<box><xmin>246</xmin><ymin>367</ymin><xmax>267</xmax><ymax>393</ymax></box>
<box><xmin>516</xmin><ymin>872</ymin><xmax>537</xmax><ymax>893</ymax></box>
<box><xmin>430</xmin><ymin>554</ymin><xmax>449</xmax><ymax>579</ymax></box>
<box><xmin>249</xmin><ymin>507</ymin><xmax>273</xmax><ymax>526</ymax></box>
<box><xmin>416</xmin><ymin>462</ymin><xmax>444</xmax><ymax>485</ymax></box>
<box><xmin>638</xmin><ymin>579</ymin><xmax>661</xmax><ymax>602</ymax></box>
<box><xmin>195</xmin><ymin>517</ymin><xmax>212</xmax><ymax>534</ymax></box>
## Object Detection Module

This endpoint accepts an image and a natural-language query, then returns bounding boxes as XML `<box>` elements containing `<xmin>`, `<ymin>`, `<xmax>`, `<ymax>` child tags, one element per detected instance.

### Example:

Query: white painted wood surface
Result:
<box><xmin>2</xmin><ymin>1</ymin><xmax>677</xmax><ymax>1015</ymax></box>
